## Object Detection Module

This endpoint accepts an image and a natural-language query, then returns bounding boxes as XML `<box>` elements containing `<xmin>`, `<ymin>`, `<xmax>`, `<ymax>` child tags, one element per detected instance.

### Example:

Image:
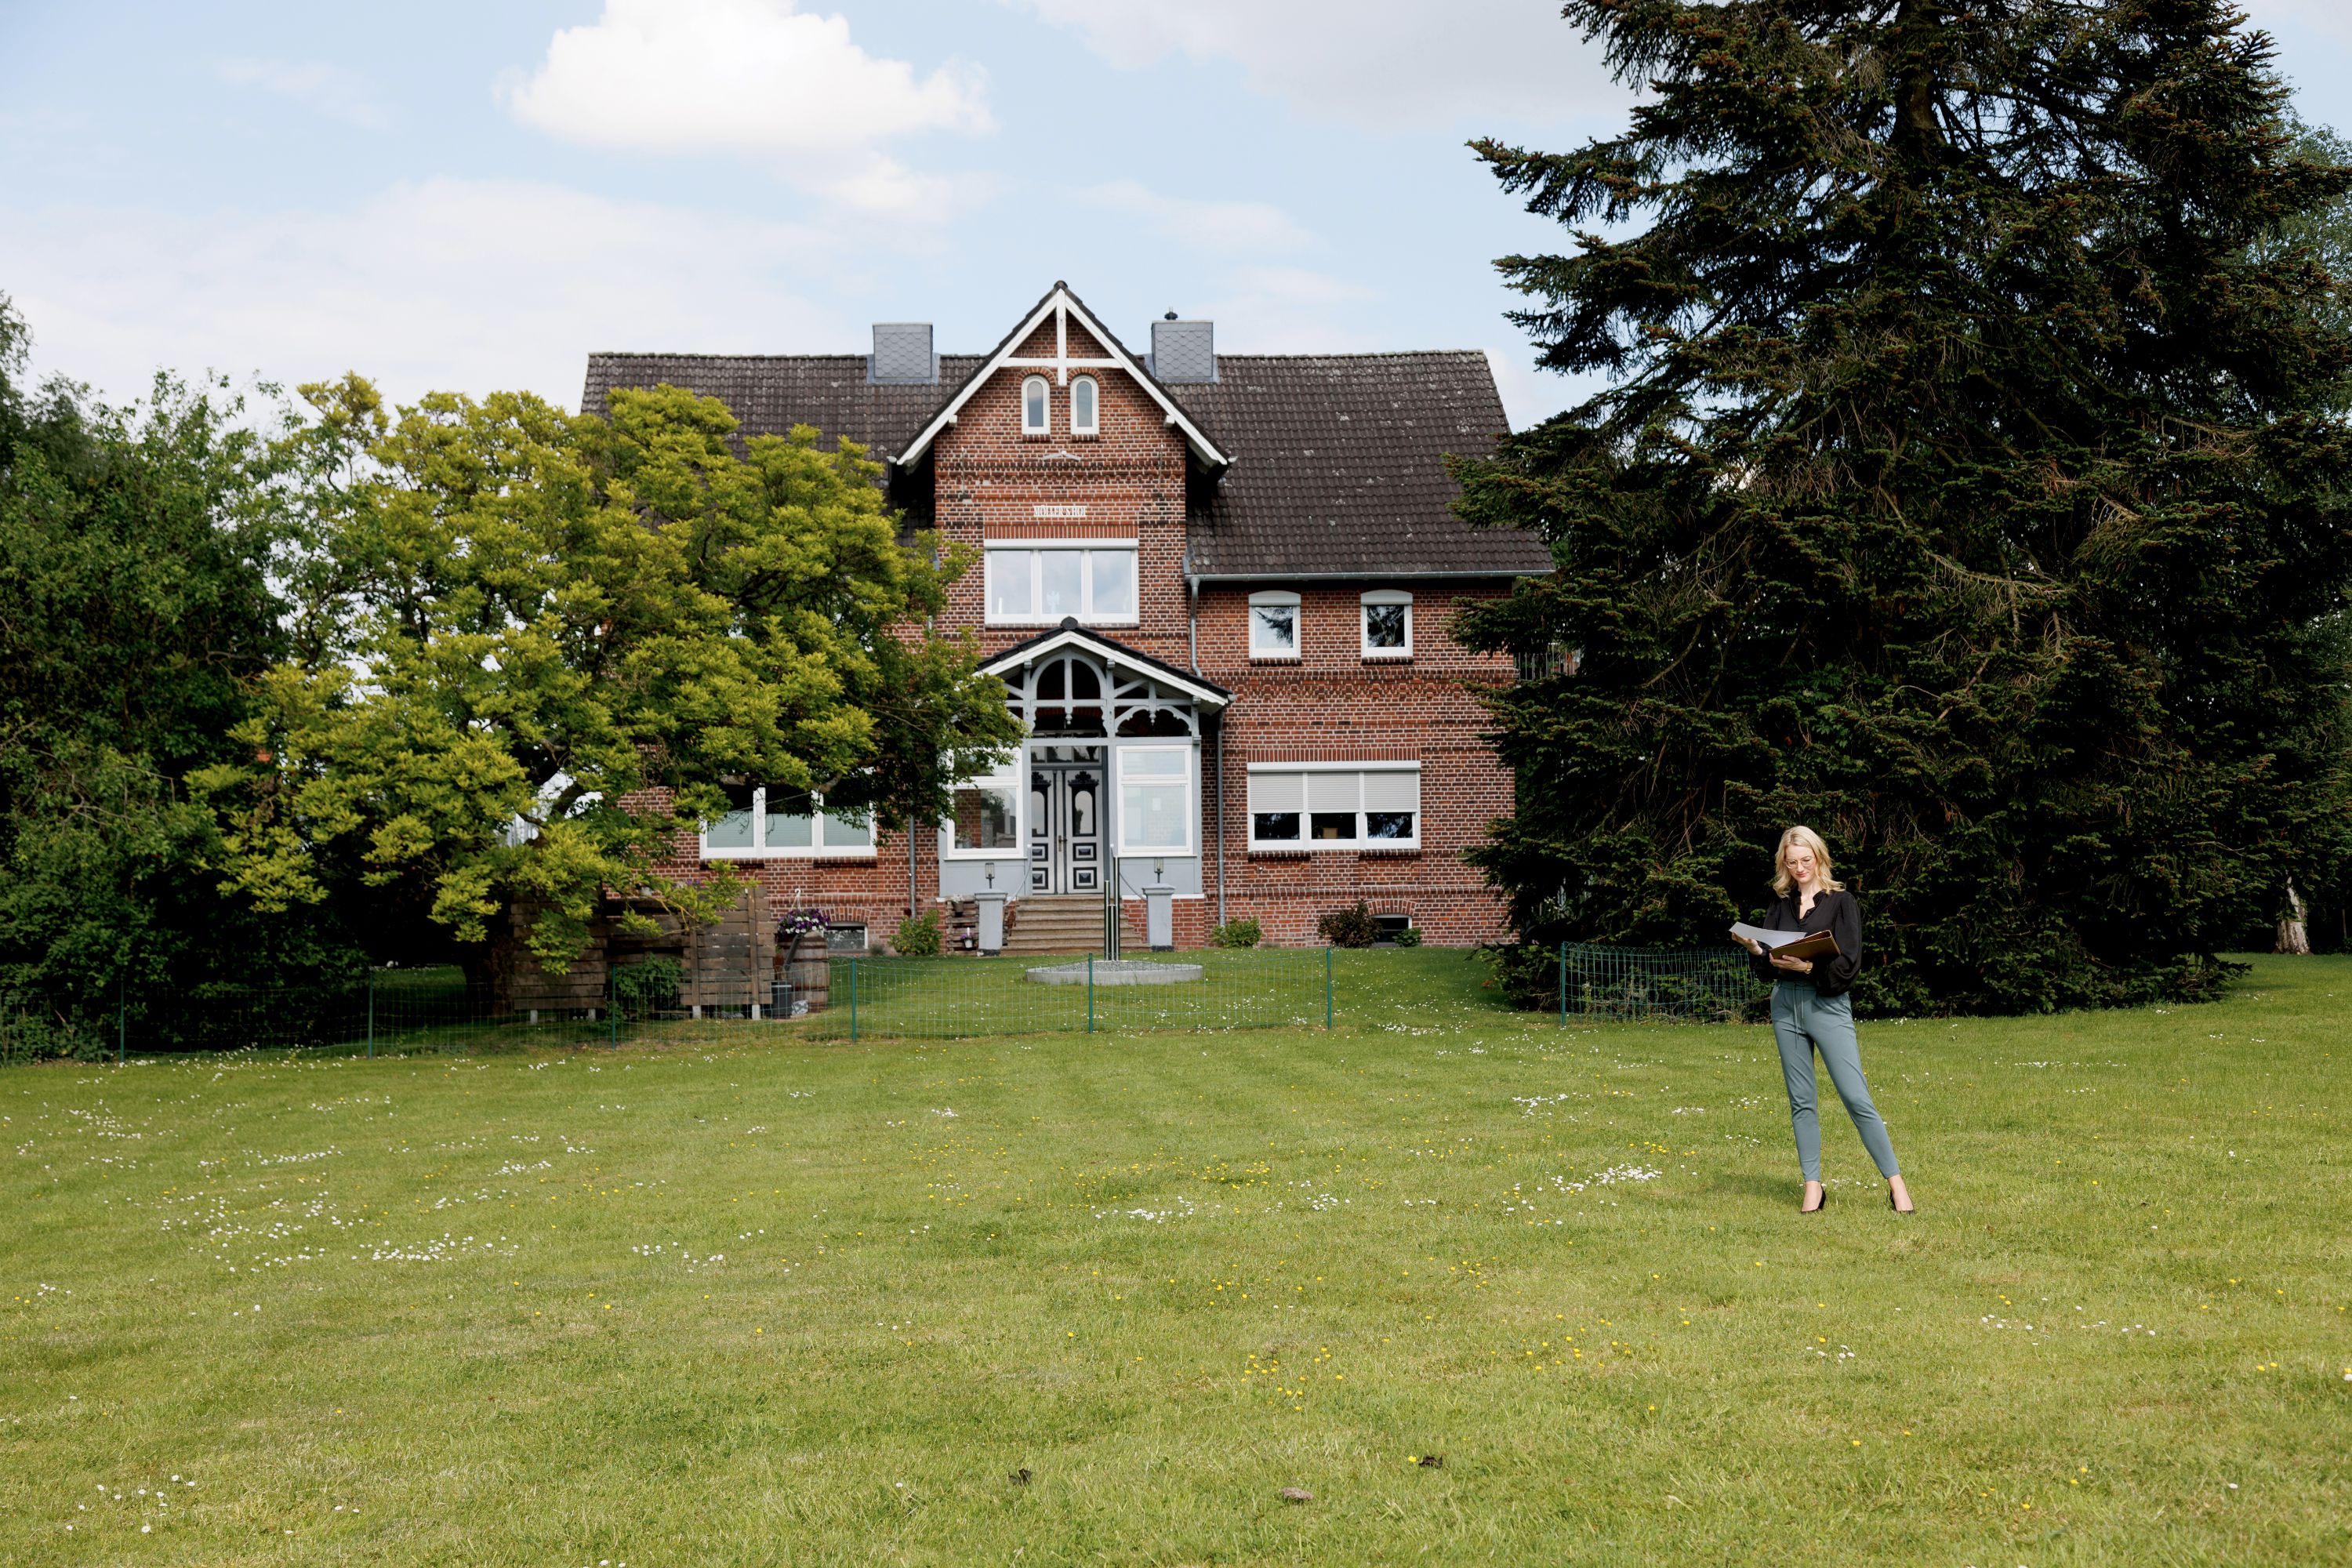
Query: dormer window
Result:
<box><xmin>1022</xmin><ymin>375</ymin><xmax>1049</xmax><ymax>434</ymax></box>
<box><xmin>1071</xmin><ymin>375</ymin><xmax>1098</xmax><ymax>436</ymax></box>
<box><xmin>1248</xmin><ymin>590</ymin><xmax>1300</xmax><ymax>660</ymax></box>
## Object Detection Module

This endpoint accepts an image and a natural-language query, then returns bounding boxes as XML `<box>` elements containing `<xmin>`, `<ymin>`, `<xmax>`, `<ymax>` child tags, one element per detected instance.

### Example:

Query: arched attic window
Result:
<box><xmin>1071</xmin><ymin>375</ymin><xmax>1098</xmax><ymax>436</ymax></box>
<box><xmin>1022</xmin><ymin>375</ymin><xmax>1049</xmax><ymax>434</ymax></box>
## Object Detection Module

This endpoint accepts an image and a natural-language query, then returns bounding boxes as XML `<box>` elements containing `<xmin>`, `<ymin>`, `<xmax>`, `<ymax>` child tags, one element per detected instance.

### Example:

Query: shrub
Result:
<box><xmin>611</xmin><ymin>956</ymin><xmax>682</xmax><ymax>1020</ymax></box>
<box><xmin>893</xmin><ymin>910</ymin><xmax>943</xmax><ymax>957</ymax></box>
<box><xmin>1392</xmin><ymin>925</ymin><xmax>1424</xmax><ymax>948</ymax></box>
<box><xmin>1316</xmin><ymin>902</ymin><xmax>1380</xmax><ymax>949</ymax></box>
<box><xmin>1210</xmin><ymin>917</ymin><xmax>1262</xmax><ymax>949</ymax></box>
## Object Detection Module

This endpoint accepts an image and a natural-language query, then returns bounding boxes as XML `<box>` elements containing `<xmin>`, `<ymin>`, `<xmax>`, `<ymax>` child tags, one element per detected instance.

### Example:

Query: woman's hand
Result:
<box><xmin>1769</xmin><ymin>953</ymin><xmax>1813</xmax><ymax>974</ymax></box>
<box><xmin>1730</xmin><ymin>927</ymin><xmax>1764</xmax><ymax>956</ymax></box>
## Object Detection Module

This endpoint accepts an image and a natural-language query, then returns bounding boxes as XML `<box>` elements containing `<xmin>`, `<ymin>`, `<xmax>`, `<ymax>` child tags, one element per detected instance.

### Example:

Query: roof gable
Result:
<box><xmin>977</xmin><ymin>619</ymin><xmax>1232</xmax><ymax>709</ymax></box>
<box><xmin>893</xmin><ymin>282</ymin><xmax>1232</xmax><ymax>470</ymax></box>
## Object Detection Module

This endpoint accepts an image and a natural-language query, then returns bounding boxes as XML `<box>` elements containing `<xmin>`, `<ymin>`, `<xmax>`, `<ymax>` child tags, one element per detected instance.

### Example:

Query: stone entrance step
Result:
<box><xmin>1000</xmin><ymin>895</ymin><xmax>1110</xmax><ymax>955</ymax></box>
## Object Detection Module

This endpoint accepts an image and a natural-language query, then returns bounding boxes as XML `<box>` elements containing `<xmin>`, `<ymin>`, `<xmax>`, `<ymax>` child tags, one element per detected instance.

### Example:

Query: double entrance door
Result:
<box><xmin>1028</xmin><ymin>744</ymin><xmax>1103</xmax><ymax>894</ymax></box>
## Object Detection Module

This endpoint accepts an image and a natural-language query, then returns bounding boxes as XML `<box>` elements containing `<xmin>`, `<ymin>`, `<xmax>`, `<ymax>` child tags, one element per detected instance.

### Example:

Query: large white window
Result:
<box><xmin>702</xmin><ymin>786</ymin><xmax>874</xmax><ymax>858</ymax></box>
<box><xmin>1022</xmin><ymin>375</ymin><xmax>1049</xmax><ymax>434</ymax></box>
<box><xmin>1247</xmin><ymin>764</ymin><xmax>1419</xmax><ymax>849</ymax></box>
<box><xmin>1071</xmin><ymin>374</ymin><xmax>1099</xmax><ymax>435</ymax></box>
<box><xmin>946</xmin><ymin>767</ymin><xmax>1021</xmax><ymax>856</ymax></box>
<box><xmin>986</xmin><ymin>545</ymin><xmax>1138</xmax><ymax>624</ymax></box>
<box><xmin>1360</xmin><ymin>589</ymin><xmax>1413</xmax><ymax>659</ymax></box>
<box><xmin>1116</xmin><ymin>745</ymin><xmax>1193</xmax><ymax>855</ymax></box>
<box><xmin>1248</xmin><ymin>589</ymin><xmax>1300</xmax><ymax>659</ymax></box>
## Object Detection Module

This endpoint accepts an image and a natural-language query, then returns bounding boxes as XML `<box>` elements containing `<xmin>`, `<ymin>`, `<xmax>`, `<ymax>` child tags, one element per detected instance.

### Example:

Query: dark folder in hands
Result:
<box><xmin>1730</xmin><ymin>923</ymin><xmax>1842</xmax><ymax>963</ymax></box>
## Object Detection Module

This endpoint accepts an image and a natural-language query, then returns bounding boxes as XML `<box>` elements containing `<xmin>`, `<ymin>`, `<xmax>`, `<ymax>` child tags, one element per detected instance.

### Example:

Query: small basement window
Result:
<box><xmin>1374</xmin><ymin>913</ymin><xmax>1415</xmax><ymax>943</ymax></box>
<box><xmin>1022</xmin><ymin>375</ymin><xmax>1049</xmax><ymax>434</ymax></box>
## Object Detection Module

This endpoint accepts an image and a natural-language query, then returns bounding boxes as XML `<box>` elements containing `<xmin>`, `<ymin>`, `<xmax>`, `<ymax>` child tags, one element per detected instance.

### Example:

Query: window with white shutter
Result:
<box><xmin>1247</xmin><ymin>764</ymin><xmax>1419</xmax><ymax>849</ymax></box>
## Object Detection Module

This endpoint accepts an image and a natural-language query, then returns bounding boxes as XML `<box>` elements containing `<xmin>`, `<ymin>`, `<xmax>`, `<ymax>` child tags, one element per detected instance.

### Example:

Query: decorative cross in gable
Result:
<box><xmin>1002</xmin><ymin>296</ymin><xmax>1122</xmax><ymax>387</ymax></box>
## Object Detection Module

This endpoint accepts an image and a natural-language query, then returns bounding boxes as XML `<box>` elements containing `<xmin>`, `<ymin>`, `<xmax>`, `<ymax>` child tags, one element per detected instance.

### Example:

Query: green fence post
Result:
<box><xmin>117</xmin><ymin>975</ymin><xmax>126</xmax><ymax>1065</ymax></box>
<box><xmin>1325</xmin><ymin>946</ymin><xmax>1334</xmax><ymax>1029</ymax></box>
<box><xmin>1086</xmin><ymin>956</ymin><xmax>1094</xmax><ymax>1034</ymax></box>
<box><xmin>366</xmin><ymin>972</ymin><xmax>376</xmax><ymax>1058</ymax></box>
<box><xmin>849</xmin><ymin>959</ymin><xmax>858</xmax><ymax>1043</ymax></box>
<box><xmin>1559</xmin><ymin>941</ymin><xmax>1567</xmax><ymax>1029</ymax></box>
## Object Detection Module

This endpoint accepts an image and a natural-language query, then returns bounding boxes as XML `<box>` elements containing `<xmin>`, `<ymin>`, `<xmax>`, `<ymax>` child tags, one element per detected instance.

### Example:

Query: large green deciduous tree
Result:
<box><xmin>1455</xmin><ymin>0</ymin><xmax>2352</xmax><ymax>1012</ymax></box>
<box><xmin>0</xmin><ymin>297</ymin><xmax>361</xmax><ymax>1052</ymax></box>
<box><xmin>201</xmin><ymin>379</ymin><xmax>1018</xmax><ymax>975</ymax></box>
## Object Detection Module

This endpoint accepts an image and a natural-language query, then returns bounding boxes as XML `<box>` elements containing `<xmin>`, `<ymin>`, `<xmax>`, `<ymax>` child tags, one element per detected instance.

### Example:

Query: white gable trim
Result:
<box><xmin>977</xmin><ymin>626</ymin><xmax>1232</xmax><ymax>710</ymax></box>
<box><xmin>893</xmin><ymin>285</ymin><xmax>1231</xmax><ymax>469</ymax></box>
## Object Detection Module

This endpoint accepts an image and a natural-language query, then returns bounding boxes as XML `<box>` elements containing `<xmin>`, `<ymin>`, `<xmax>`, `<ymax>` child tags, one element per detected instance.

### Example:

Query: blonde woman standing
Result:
<box><xmin>1731</xmin><ymin>826</ymin><xmax>1915</xmax><ymax>1214</ymax></box>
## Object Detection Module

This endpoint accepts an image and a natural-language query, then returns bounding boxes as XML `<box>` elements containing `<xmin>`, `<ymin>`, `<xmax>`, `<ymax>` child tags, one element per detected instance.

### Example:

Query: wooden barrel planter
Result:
<box><xmin>786</xmin><ymin>933</ymin><xmax>831</xmax><ymax>1013</ymax></box>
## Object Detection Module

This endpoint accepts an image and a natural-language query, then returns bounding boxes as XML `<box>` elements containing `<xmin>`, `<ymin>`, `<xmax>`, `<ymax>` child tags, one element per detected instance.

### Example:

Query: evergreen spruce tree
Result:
<box><xmin>1455</xmin><ymin>0</ymin><xmax>2352</xmax><ymax>1012</ymax></box>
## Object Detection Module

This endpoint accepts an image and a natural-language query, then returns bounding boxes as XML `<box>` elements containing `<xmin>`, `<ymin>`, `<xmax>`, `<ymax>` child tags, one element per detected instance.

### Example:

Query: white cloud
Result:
<box><xmin>1008</xmin><ymin>0</ymin><xmax>1627</xmax><ymax>128</ymax></box>
<box><xmin>216</xmin><ymin>58</ymin><xmax>390</xmax><ymax>129</ymax></box>
<box><xmin>0</xmin><ymin>179</ymin><xmax>855</xmax><ymax>411</ymax></box>
<box><xmin>503</xmin><ymin>0</ymin><xmax>992</xmax><ymax>213</ymax></box>
<box><xmin>1083</xmin><ymin>180</ymin><xmax>1312</xmax><ymax>254</ymax></box>
<box><xmin>1192</xmin><ymin>266</ymin><xmax>1383</xmax><ymax>354</ymax></box>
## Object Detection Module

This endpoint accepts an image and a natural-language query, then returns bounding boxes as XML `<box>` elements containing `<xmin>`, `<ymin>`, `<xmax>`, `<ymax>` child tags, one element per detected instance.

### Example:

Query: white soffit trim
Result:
<box><xmin>893</xmin><ymin>284</ymin><xmax>1231</xmax><ymax>469</ymax></box>
<box><xmin>976</xmin><ymin>626</ymin><xmax>1231</xmax><ymax>709</ymax></box>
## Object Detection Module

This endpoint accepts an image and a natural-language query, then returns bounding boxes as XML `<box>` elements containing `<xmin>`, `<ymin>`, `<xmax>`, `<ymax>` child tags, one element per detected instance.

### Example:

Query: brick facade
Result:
<box><xmin>607</xmin><ymin>286</ymin><xmax>1534</xmax><ymax>951</ymax></box>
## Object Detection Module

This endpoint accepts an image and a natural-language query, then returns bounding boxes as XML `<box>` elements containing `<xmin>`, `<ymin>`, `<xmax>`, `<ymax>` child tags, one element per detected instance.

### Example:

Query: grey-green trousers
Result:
<box><xmin>1769</xmin><ymin>982</ymin><xmax>1900</xmax><ymax>1181</ymax></box>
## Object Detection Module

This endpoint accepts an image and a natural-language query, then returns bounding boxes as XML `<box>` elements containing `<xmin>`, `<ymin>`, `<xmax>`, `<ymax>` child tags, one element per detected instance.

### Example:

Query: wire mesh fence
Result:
<box><xmin>2</xmin><ymin>947</ymin><xmax>1339</xmax><ymax>1060</ymax></box>
<box><xmin>805</xmin><ymin>949</ymin><xmax>1333</xmax><ymax>1040</ymax></box>
<box><xmin>5</xmin><ymin>942</ymin><xmax>1761</xmax><ymax>1062</ymax></box>
<box><xmin>1556</xmin><ymin>942</ymin><xmax>1758</xmax><ymax>1023</ymax></box>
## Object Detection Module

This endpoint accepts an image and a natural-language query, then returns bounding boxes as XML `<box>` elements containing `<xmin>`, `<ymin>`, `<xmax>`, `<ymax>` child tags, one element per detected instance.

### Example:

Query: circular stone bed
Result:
<box><xmin>1025</xmin><ymin>958</ymin><xmax>1203</xmax><ymax>985</ymax></box>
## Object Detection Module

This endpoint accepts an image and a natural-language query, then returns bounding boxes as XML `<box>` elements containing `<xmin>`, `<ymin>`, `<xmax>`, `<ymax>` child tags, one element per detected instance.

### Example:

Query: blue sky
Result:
<box><xmin>5</xmin><ymin>1</ymin><xmax>2352</xmax><ymax>430</ymax></box>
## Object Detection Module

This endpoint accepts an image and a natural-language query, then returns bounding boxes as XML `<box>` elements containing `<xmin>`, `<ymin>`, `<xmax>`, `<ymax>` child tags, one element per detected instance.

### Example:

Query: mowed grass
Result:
<box><xmin>3</xmin><ymin>953</ymin><xmax>2347</xmax><ymax>1566</ymax></box>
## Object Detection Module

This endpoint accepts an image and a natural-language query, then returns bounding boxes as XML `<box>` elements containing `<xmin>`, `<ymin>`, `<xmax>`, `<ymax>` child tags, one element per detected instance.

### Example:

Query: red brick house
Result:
<box><xmin>583</xmin><ymin>282</ymin><xmax>1552</xmax><ymax>953</ymax></box>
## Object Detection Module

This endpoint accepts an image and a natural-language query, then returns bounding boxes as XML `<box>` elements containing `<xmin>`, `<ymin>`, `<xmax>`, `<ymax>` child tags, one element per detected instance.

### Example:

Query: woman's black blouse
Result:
<box><xmin>1748</xmin><ymin>887</ymin><xmax>1863</xmax><ymax>999</ymax></box>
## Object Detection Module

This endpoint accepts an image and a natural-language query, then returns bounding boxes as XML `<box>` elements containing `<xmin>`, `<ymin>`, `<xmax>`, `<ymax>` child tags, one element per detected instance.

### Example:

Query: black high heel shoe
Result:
<box><xmin>1888</xmin><ymin>1182</ymin><xmax>1915</xmax><ymax>1214</ymax></box>
<box><xmin>1801</xmin><ymin>1185</ymin><xmax>1828</xmax><ymax>1214</ymax></box>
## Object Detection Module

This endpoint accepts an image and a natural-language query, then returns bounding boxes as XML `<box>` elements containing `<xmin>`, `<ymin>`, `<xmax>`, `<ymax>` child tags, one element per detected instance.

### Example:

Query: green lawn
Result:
<box><xmin>4</xmin><ymin>953</ymin><xmax>2347</xmax><ymax>1565</ymax></box>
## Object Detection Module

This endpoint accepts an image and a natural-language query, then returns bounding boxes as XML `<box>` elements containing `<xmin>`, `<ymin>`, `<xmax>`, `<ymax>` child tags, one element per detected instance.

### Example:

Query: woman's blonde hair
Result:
<box><xmin>1772</xmin><ymin>825</ymin><xmax>1845</xmax><ymax>896</ymax></box>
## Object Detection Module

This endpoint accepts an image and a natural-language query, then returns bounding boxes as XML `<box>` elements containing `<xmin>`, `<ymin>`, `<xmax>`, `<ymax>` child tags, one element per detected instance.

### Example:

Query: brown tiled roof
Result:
<box><xmin>1167</xmin><ymin>353</ymin><xmax>1553</xmax><ymax>579</ymax></box>
<box><xmin>581</xmin><ymin>347</ymin><xmax>1552</xmax><ymax>580</ymax></box>
<box><xmin>581</xmin><ymin>352</ymin><xmax>982</xmax><ymax>456</ymax></box>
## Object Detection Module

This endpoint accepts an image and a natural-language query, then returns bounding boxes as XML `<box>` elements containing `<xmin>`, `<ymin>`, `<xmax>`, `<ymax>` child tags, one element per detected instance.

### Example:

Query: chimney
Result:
<box><xmin>868</xmin><ymin>321</ymin><xmax>937</xmax><ymax>384</ymax></box>
<box><xmin>1150</xmin><ymin>314</ymin><xmax>1216</xmax><ymax>383</ymax></box>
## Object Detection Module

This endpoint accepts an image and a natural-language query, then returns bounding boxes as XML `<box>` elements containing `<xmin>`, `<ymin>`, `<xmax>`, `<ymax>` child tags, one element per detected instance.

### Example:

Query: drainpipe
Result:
<box><xmin>1189</xmin><ymin>573</ymin><xmax>1199</xmax><ymax>673</ymax></box>
<box><xmin>1214</xmin><ymin>718</ymin><xmax>1225</xmax><ymax>928</ymax></box>
<box><xmin>1189</xmin><ymin>569</ymin><xmax>1225</xmax><ymax>929</ymax></box>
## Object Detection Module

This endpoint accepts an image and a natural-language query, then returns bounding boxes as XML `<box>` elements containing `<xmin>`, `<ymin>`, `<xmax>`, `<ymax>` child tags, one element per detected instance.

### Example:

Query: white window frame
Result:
<box><xmin>984</xmin><ymin>543</ymin><xmax>1140</xmax><ymax>626</ymax></box>
<box><xmin>1070</xmin><ymin>373</ymin><xmax>1099</xmax><ymax>436</ymax></box>
<box><xmin>1245</xmin><ymin>761</ymin><xmax>1421</xmax><ymax>851</ymax></box>
<box><xmin>1360</xmin><ymin>589</ymin><xmax>1413</xmax><ymax>659</ymax></box>
<box><xmin>1248</xmin><ymin>589</ymin><xmax>1301</xmax><ymax>660</ymax></box>
<box><xmin>700</xmin><ymin>786</ymin><xmax>877</xmax><ymax>859</ymax></box>
<box><xmin>941</xmin><ymin>764</ymin><xmax>1024</xmax><ymax>860</ymax></box>
<box><xmin>1115</xmin><ymin>743</ymin><xmax>1196</xmax><ymax>856</ymax></box>
<box><xmin>1021</xmin><ymin>374</ymin><xmax>1050</xmax><ymax>435</ymax></box>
